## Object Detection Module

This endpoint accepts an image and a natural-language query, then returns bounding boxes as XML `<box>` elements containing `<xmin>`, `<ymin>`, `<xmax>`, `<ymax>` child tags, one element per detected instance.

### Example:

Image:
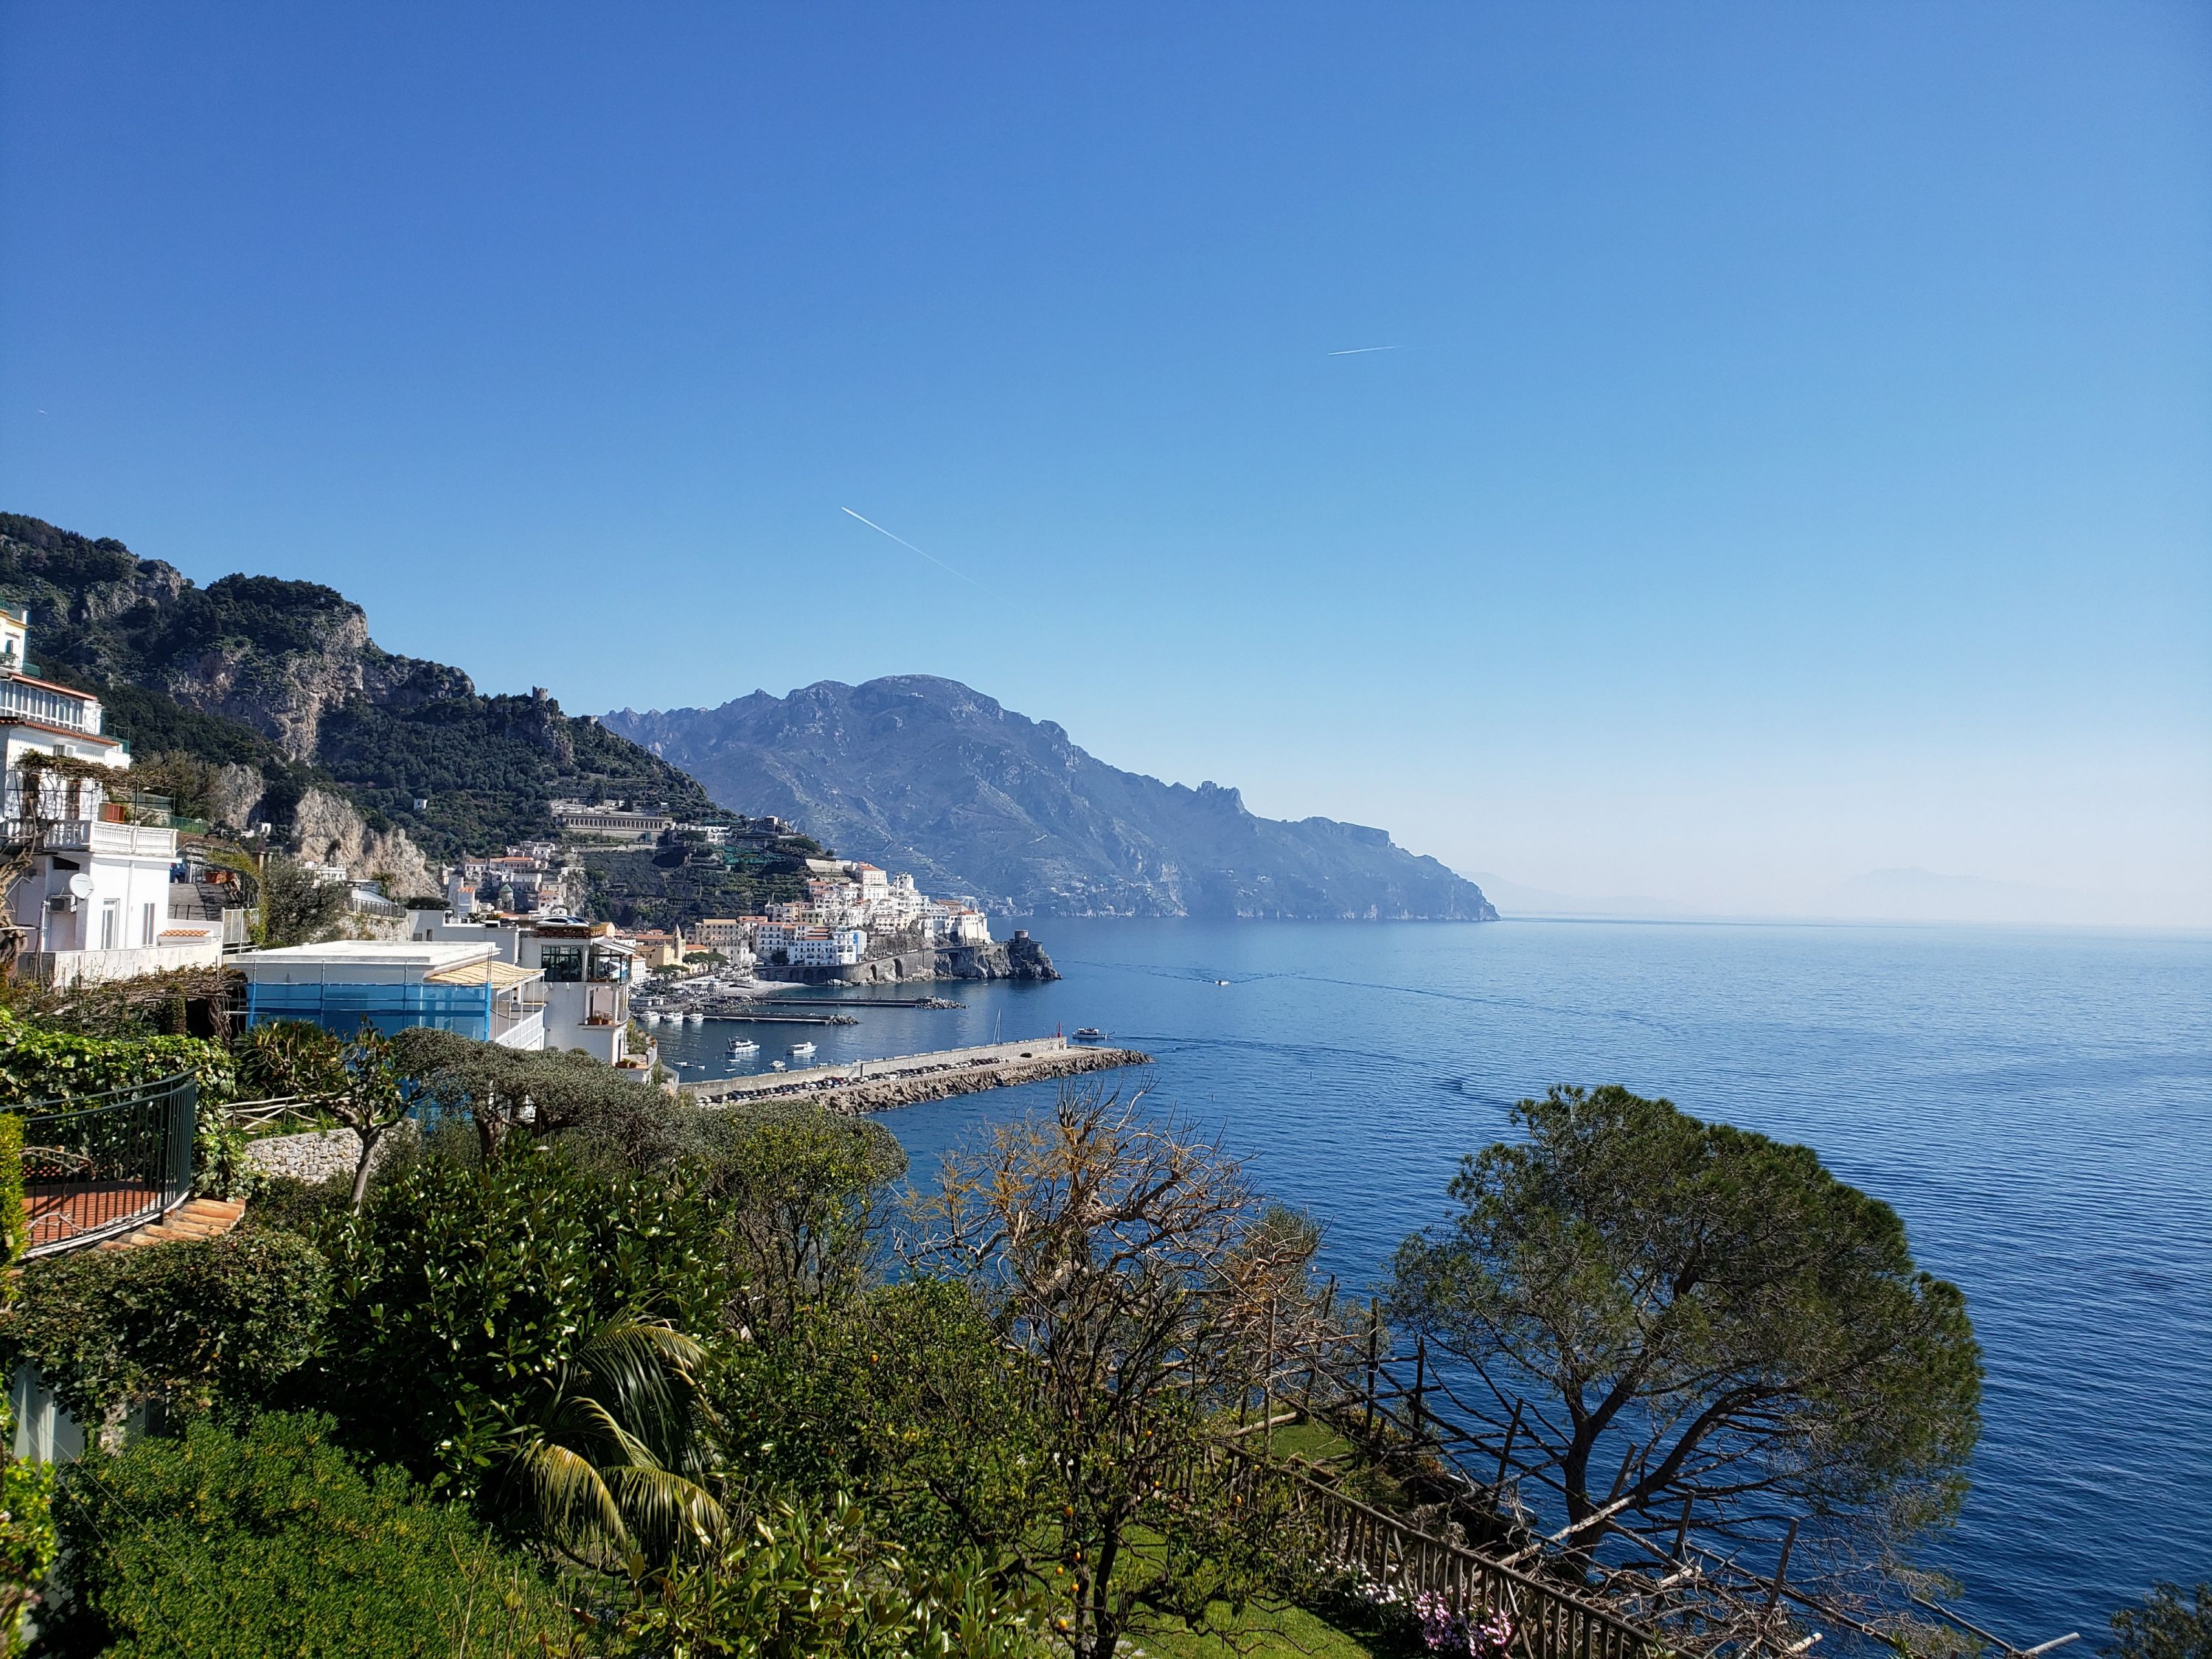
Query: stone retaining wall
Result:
<box><xmin>245</xmin><ymin>1121</ymin><xmax>417</xmax><ymax>1185</ymax></box>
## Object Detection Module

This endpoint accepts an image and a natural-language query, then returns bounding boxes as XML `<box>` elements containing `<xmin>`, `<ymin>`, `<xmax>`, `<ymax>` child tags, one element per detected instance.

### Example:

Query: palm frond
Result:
<box><xmin>512</xmin><ymin>1436</ymin><xmax>629</xmax><ymax>1558</ymax></box>
<box><xmin>601</xmin><ymin>1463</ymin><xmax>727</xmax><ymax>1559</ymax></box>
<box><xmin>499</xmin><ymin>1315</ymin><xmax>721</xmax><ymax>1568</ymax></box>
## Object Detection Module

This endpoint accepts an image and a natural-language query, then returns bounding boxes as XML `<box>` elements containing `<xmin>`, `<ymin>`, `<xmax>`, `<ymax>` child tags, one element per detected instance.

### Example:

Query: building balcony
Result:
<box><xmin>491</xmin><ymin>1009</ymin><xmax>545</xmax><ymax>1051</ymax></box>
<box><xmin>6</xmin><ymin>819</ymin><xmax>177</xmax><ymax>858</ymax></box>
<box><xmin>0</xmin><ymin>675</ymin><xmax>100</xmax><ymax>734</ymax></box>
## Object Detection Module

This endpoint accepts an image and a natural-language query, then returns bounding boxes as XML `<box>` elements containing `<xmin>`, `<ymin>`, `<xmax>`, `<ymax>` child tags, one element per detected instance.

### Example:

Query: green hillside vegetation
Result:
<box><xmin>313</xmin><ymin>692</ymin><xmax>722</xmax><ymax>860</ymax></box>
<box><xmin>581</xmin><ymin>832</ymin><xmax>827</xmax><ymax>930</ymax></box>
<box><xmin>0</xmin><ymin>512</ymin><xmax>731</xmax><ymax>863</ymax></box>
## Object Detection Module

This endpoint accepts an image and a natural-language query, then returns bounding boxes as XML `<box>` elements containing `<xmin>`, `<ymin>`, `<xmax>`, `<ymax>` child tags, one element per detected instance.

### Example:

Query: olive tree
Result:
<box><xmin>330</xmin><ymin>1027</ymin><xmax>411</xmax><ymax>1211</ymax></box>
<box><xmin>1388</xmin><ymin>1085</ymin><xmax>1981</xmax><ymax>1607</ymax></box>
<box><xmin>260</xmin><ymin>855</ymin><xmax>348</xmax><ymax>948</ymax></box>
<box><xmin>387</xmin><ymin>1026</ymin><xmax>676</xmax><ymax>1164</ymax></box>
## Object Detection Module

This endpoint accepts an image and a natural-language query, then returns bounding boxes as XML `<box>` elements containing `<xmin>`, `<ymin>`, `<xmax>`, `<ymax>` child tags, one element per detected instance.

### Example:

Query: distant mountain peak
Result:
<box><xmin>604</xmin><ymin>676</ymin><xmax>1495</xmax><ymax>922</ymax></box>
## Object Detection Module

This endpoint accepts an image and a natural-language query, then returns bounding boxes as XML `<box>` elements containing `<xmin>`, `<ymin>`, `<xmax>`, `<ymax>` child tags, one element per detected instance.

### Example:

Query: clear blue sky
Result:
<box><xmin>4</xmin><ymin>4</ymin><xmax>2206</xmax><ymax>920</ymax></box>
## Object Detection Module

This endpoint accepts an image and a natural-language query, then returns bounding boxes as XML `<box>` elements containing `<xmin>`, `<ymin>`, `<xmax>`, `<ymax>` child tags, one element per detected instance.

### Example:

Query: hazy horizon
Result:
<box><xmin>3</xmin><ymin>4</ymin><xmax>2205</xmax><ymax>925</ymax></box>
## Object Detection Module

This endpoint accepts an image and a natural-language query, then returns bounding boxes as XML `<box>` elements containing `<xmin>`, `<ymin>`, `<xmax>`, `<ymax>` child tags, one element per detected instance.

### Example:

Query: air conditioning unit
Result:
<box><xmin>47</xmin><ymin>894</ymin><xmax>77</xmax><ymax>914</ymax></box>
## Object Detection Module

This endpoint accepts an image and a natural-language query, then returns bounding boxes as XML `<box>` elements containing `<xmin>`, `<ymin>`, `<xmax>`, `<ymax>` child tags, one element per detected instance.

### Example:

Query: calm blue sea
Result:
<box><xmin>652</xmin><ymin>917</ymin><xmax>2212</xmax><ymax>1639</ymax></box>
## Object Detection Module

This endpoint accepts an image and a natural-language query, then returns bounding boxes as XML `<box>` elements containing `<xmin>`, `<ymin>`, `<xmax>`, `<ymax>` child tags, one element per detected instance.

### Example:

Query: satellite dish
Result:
<box><xmin>67</xmin><ymin>874</ymin><xmax>95</xmax><ymax>899</ymax></box>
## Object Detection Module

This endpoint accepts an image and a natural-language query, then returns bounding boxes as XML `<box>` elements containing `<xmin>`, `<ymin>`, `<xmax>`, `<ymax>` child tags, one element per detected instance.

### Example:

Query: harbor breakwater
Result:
<box><xmin>680</xmin><ymin>1035</ymin><xmax>1149</xmax><ymax>1115</ymax></box>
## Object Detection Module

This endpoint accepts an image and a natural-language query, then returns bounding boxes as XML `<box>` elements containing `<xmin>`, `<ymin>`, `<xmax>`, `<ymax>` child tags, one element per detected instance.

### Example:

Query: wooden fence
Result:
<box><xmin>1169</xmin><ymin>1439</ymin><xmax>1654</xmax><ymax>1659</ymax></box>
<box><xmin>1291</xmin><ymin>1467</ymin><xmax>1649</xmax><ymax>1659</ymax></box>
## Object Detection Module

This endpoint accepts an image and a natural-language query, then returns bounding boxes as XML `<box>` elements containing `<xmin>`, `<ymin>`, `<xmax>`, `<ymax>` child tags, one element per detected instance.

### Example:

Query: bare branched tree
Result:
<box><xmin>905</xmin><ymin>1082</ymin><xmax>1344</xmax><ymax>1659</ymax></box>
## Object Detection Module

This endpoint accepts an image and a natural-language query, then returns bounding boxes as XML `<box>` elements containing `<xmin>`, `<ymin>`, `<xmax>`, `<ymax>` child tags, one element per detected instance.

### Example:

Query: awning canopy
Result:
<box><xmin>423</xmin><ymin>958</ymin><xmax>543</xmax><ymax>988</ymax></box>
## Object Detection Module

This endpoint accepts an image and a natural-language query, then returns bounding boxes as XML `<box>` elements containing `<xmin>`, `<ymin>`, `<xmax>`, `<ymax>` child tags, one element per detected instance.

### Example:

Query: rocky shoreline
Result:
<box><xmin>762</xmin><ymin>928</ymin><xmax>1060</xmax><ymax>986</ymax></box>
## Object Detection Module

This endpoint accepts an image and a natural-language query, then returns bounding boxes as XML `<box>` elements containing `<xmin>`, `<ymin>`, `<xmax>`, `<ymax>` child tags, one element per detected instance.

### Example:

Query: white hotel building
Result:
<box><xmin>0</xmin><ymin>607</ymin><xmax>223</xmax><ymax>984</ymax></box>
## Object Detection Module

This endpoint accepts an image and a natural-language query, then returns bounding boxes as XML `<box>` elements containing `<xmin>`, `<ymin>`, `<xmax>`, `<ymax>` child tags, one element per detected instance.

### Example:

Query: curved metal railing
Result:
<box><xmin>10</xmin><ymin>1072</ymin><xmax>198</xmax><ymax>1256</ymax></box>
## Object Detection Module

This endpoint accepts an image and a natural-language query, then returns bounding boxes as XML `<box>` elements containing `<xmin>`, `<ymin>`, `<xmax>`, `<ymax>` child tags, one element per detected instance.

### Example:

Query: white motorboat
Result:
<box><xmin>685</xmin><ymin>1010</ymin><xmax>705</xmax><ymax>1026</ymax></box>
<box><xmin>643</xmin><ymin>1009</ymin><xmax>664</xmax><ymax>1025</ymax></box>
<box><xmin>727</xmin><ymin>1037</ymin><xmax>758</xmax><ymax>1055</ymax></box>
<box><xmin>769</xmin><ymin>1060</ymin><xmax>787</xmax><ymax>1071</ymax></box>
<box><xmin>788</xmin><ymin>1040</ymin><xmax>816</xmax><ymax>1057</ymax></box>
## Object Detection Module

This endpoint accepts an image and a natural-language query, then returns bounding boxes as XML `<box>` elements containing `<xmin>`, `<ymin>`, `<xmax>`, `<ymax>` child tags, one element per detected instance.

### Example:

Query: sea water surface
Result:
<box><xmin>652</xmin><ymin>918</ymin><xmax>2212</xmax><ymax>1639</ymax></box>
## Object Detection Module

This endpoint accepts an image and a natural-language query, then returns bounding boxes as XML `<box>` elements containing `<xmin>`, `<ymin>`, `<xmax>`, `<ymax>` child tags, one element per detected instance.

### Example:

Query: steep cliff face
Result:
<box><xmin>0</xmin><ymin>521</ymin><xmax>468</xmax><ymax>764</ymax></box>
<box><xmin>0</xmin><ymin>514</ymin><xmax>725</xmax><ymax>859</ymax></box>
<box><xmin>607</xmin><ymin>677</ymin><xmax>1495</xmax><ymax>921</ymax></box>
<box><xmin>290</xmin><ymin>787</ymin><xmax>439</xmax><ymax>894</ymax></box>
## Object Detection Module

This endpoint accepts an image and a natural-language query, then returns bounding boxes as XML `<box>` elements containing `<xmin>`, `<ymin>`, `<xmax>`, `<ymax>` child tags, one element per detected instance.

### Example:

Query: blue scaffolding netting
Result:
<box><xmin>246</xmin><ymin>981</ymin><xmax>493</xmax><ymax>1040</ymax></box>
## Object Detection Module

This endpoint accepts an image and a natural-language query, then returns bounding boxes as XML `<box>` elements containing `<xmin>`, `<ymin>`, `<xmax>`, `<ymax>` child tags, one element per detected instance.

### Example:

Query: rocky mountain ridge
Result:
<box><xmin>0</xmin><ymin>513</ymin><xmax>725</xmax><ymax>869</ymax></box>
<box><xmin>605</xmin><ymin>677</ymin><xmax>1495</xmax><ymax>921</ymax></box>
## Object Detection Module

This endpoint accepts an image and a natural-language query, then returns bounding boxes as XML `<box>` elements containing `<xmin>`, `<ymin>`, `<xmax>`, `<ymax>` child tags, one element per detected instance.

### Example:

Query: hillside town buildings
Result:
<box><xmin>686</xmin><ymin>859</ymin><xmax>994</xmax><ymax>968</ymax></box>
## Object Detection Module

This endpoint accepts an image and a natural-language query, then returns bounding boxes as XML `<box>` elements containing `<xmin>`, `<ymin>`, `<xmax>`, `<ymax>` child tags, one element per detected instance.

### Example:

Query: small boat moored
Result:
<box><xmin>788</xmin><ymin>1040</ymin><xmax>817</xmax><ymax>1057</ymax></box>
<box><xmin>1072</xmin><ymin>1027</ymin><xmax>1107</xmax><ymax>1042</ymax></box>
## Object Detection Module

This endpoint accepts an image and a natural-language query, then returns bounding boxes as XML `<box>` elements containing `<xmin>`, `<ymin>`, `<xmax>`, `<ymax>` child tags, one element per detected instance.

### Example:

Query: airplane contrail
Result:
<box><xmin>840</xmin><ymin>507</ymin><xmax>981</xmax><ymax>586</ymax></box>
<box><xmin>1326</xmin><ymin>345</ymin><xmax>1400</xmax><ymax>356</ymax></box>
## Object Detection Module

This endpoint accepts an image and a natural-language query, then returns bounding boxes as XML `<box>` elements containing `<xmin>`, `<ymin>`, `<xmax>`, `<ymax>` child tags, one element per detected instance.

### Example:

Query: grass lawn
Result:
<box><xmin>1099</xmin><ymin>1499</ymin><xmax>1389</xmax><ymax>1659</ymax></box>
<box><xmin>1126</xmin><ymin>1597</ymin><xmax>1382</xmax><ymax>1658</ymax></box>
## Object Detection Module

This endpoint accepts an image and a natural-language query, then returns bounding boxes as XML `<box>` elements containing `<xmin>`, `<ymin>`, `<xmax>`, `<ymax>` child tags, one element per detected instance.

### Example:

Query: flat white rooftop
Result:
<box><xmin>239</xmin><ymin>940</ymin><xmax>496</xmax><ymax>979</ymax></box>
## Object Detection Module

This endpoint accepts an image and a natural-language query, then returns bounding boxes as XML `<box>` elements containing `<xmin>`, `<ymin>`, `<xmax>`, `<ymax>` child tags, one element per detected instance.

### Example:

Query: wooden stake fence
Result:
<box><xmin>1186</xmin><ymin>1444</ymin><xmax>1653</xmax><ymax>1659</ymax></box>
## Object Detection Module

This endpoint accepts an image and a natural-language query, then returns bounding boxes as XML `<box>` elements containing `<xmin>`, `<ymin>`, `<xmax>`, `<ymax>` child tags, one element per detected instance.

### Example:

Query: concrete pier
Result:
<box><xmin>680</xmin><ymin>1036</ymin><xmax>1151</xmax><ymax>1115</ymax></box>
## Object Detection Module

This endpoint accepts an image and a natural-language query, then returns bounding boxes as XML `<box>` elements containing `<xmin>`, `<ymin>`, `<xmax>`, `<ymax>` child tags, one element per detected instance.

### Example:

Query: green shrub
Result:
<box><xmin>240</xmin><ymin>1172</ymin><xmax>352</xmax><ymax>1239</ymax></box>
<box><xmin>0</xmin><ymin>1113</ymin><xmax>54</xmax><ymax>1655</ymax></box>
<box><xmin>0</xmin><ymin>1010</ymin><xmax>232</xmax><ymax>1107</ymax></box>
<box><xmin>234</xmin><ymin>1018</ymin><xmax>344</xmax><ymax>1100</ymax></box>
<box><xmin>709</xmin><ymin>1279</ymin><xmax>1046</xmax><ymax>1572</ymax></box>
<box><xmin>190</xmin><ymin>1109</ymin><xmax>256</xmax><ymax>1200</ymax></box>
<box><xmin>46</xmin><ymin>1412</ymin><xmax>575</xmax><ymax>1659</ymax></box>
<box><xmin>323</xmin><ymin>1143</ymin><xmax>717</xmax><ymax>1508</ymax></box>
<box><xmin>0</xmin><ymin>1407</ymin><xmax>55</xmax><ymax>1655</ymax></box>
<box><xmin>608</xmin><ymin>1492</ymin><xmax>1039</xmax><ymax>1658</ymax></box>
<box><xmin>0</xmin><ymin>1115</ymin><xmax>24</xmax><ymax>1270</ymax></box>
<box><xmin>689</xmin><ymin>1102</ymin><xmax>906</xmax><ymax>1334</ymax></box>
<box><xmin>4</xmin><ymin>1231</ymin><xmax>329</xmax><ymax>1423</ymax></box>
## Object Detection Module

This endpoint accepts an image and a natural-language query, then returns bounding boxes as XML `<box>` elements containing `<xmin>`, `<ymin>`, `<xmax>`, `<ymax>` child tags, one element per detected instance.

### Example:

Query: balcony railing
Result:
<box><xmin>3</xmin><ymin>818</ymin><xmax>181</xmax><ymax>856</ymax></box>
<box><xmin>13</xmin><ymin>1073</ymin><xmax>198</xmax><ymax>1256</ymax></box>
<box><xmin>491</xmin><ymin>1009</ymin><xmax>544</xmax><ymax>1051</ymax></box>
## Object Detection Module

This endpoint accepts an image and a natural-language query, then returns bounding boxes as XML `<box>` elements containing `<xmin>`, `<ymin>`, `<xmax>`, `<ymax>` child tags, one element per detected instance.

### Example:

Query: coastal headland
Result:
<box><xmin>759</xmin><ymin>929</ymin><xmax>1061</xmax><ymax>986</ymax></box>
<box><xmin>681</xmin><ymin>1035</ymin><xmax>1150</xmax><ymax>1115</ymax></box>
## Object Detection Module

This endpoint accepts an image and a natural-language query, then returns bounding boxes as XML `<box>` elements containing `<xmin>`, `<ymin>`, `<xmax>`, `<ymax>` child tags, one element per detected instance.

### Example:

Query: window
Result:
<box><xmin>142</xmin><ymin>903</ymin><xmax>157</xmax><ymax>946</ymax></box>
<box><xmin>100</xmin><ymin>900</ymin><xmax>119</xmax><ymax>950</ymax></box>
<box><xmin>539</xmin><ymin>944</ymin><xmax>585</xmax><ymax>983</ymax></box>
